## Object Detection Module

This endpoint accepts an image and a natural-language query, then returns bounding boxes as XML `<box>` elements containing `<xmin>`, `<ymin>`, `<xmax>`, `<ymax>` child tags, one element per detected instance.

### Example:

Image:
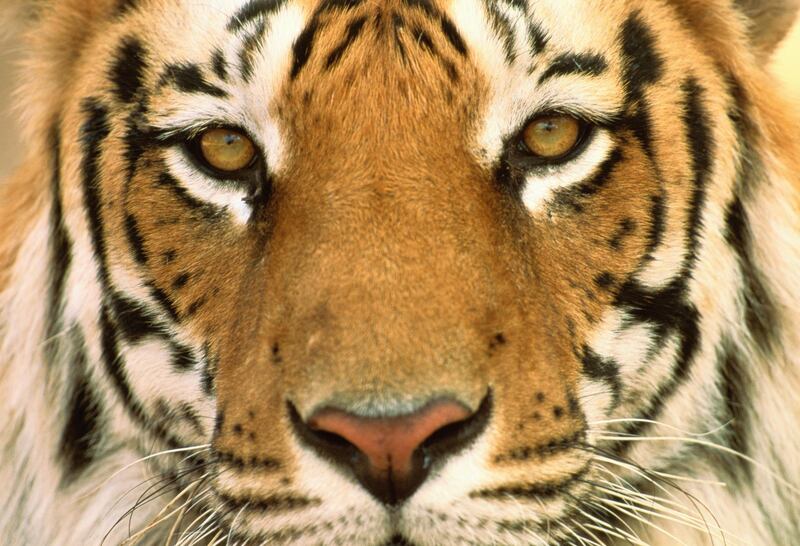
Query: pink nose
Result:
<box><xmin>308</xmin><ymin>401</ymin><xmax>471</xmax><ymax>477</ymax></box>
<box><xmin>293</xmin><ymin>396</ymin><xmax>490</xmax><ymax>504</ymax></box>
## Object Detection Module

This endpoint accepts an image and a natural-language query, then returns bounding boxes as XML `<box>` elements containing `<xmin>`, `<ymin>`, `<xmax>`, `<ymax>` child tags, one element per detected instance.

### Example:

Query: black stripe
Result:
<box><xmin>325</xmin><ymin>16</ymin><xmax>368</xmax><ymax>70</ymax></box>
<box><xmin>201</xmin><ymin>343</ymin><xmax>218</xmax><ymax>396</ymax></box>
<box><xmin>619</xmin><ymin>12</ymin><xmax>663</xmax><ymax>103</ymax></box>
<box><xmin>401</xmin><ymin>0</ymin><xmax>437</xmax><ymax>17</ymax></box>
<box><xmin>618</xmin><ymin>12</ymin><xmax>664</xmax><ymax>158</ymax></box>
<box><xmin>110</xmin><ymin>292</ymin><xmax>164</xmax><ymax>344</ymax></box>
<box><xmin>171</xmin><ymin>342</ymin><xmax>197</xmax><ymax>371</ymax></box>
<box><xmin>440</xmin><ymin>16</ymin><xmax>468</xmax><ymax>57</ymax></box>
<box><xmin>115</xmin><ymin>0</ymin><xmax>138</xmax><ymax>16</ymax></box>
<box><xmin>211</xmin><ymin>49</ymin><xmax>229</xmax><ymax>81</ymax></box>
<box><xmin>155</xmin><ymin>172</ymin><xmax>223</xmax><ymax>220</ymax></box>
<box><xmin>46</xmin><ymin>123</ymin><xmax>72</xmax><ymax>369</ymax></box>
<box><xmin>645</xmin><ymin>191</ymin><xmax>666</xmax><ymax>256</ymax></box>
<box><xmin>471</xmin><ymin>463</ymin><xmax>590</xmax><ymax>501</ymax></box>
<box><xmin>714</xmin><ymin>337</ymin><xmax>752</xmax><ymax>485</ymax></box>
<box><xmin>227</xmin><ymin>0</ymin><xmax>288</xmax><ymax>32</ymax></box>
<box><xmin>290</xmin><ymin>18</ymin><xmax>322</xmax><ymax>79</ymax></box>
<box><xmin>100</xmin><ymin>306</ymin><xmax>182</xmax><ymax>449</ymax></box>
<box><xmin>109</xmin><ymin>36</ymin><xmax>147</xmax><ymax>104</ymax></box>
<box><xmin>318</xmin><ymin>0</ymin><xmax>364</xmax><ymax>13</ymax></box>
<box><xmin>539</xmin><ymin>52</ymin><xmax>607</xmax><ymax>84</ymax></box>
<box><xmin>79</xmin><ymin>99</ymin><xmax>113</xmax><ymax>288</ymax></box>
<box><xmin>551</xmin><ymin>147</ymin><xmax>623</xmax><ymax>212</ymax></box>
<box><xmin>411</xmin><ymin>25</ymin><xmax>435</xmax><ymax>54</ymax></box>
<box><xmin>724</xmin><ymin>78</ymin><xmax>777</xmax><ymax>353</ymax></box>
<box><xmin>527</xmin><ymin>22</ymin><xmax>548</xmax><ymax>56</ymax></box>
<box><xmin>124</xmin><ymin>213</ymin><xmax>148</xmax><ymax>265</ymax></box>
<box><xmin>609</xmin><ymin>217</ymin><xmax>637</xmax><ymax>251</ymax></box>
<box><xmin>148</xmin><ymin>283</ymin><xmax>181</xmax><ymax>322</ymax></box>
<box><xmin>239</xmin><ymin>20</ymin><xmax>267</xmax><ymax>81</ymax></box>
<box><xmin>581</xmin><ymin>346</ymin><xmax>621</xmax><ymax>408</ymax></box>
<box><xmin>484</xmin><ymin>2</ymin><xmax>516</xmax><ymax>64</ymax></box>
<box><xmin>614</xmin><ymin>78</ymin><xmax>714</xmax><ymax>443</ymax></box>
<box><xmin>59</xmin><ymin>327</ymin><xmax>105</xmax><ymax>485</ymax></box>
<box><xmin>160</xmin><ymin>63</ymin><xmax>228</xmax><ymax>98</ymax></box>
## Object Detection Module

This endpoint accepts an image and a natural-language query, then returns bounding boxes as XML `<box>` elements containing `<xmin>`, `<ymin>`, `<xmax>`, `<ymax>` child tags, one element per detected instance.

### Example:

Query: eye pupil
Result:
<box><xmin>199</xmin><ymin>128</ymin><xmax>256</xmax><ymax>173</ymax></box>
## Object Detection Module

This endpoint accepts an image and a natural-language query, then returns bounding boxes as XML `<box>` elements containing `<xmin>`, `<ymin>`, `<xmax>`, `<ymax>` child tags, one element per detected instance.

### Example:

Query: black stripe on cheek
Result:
<box><xmin>227</xmin><ymin>0</ymin><xmax>288</xmax><ymax>32</ymax></box>
<box><xmin>110</xmin><ymin>292</ymin><xmax>164</xmax><ymax>343</ymax></box>
<box><xmin>411</xmin><ymin>25</ymin><xmax>436</xmax><ymax>54</ymax></box>
<box><xmin>46</xmin><ymin>123</ymin><xmax>72</xmax><ymax>369</ymax></box>
<box><xmin>160</xmin><ymin>63</ymin><xmax>228</xmax><ymax>98</ymax></box>
<box><xmin>715</xmin><ymin>337</ymin><xmax>752</xmax><ymax>484</ymax></box>
<box><xmin>124</xmin><ymin>213</ymin><xmax>148</xmax><ymax>265</ymax></box>
<box><xmin>681</xmin><ymin>78</ymin><xmax>713</xmax><ymax>261</ymax></box>
<box><xmin>645</xmin><ymin>191</ymin><xmax>666</xmax><ymax>256</ymax></box>
<box><xmin>290</xmin><ymin>18</ymin><xmax>322</xmax><ymax>79</ymax></box>
<box><xmin>440</xmin><ymin>16</ymin><xmax>467</xmax><ymax>57</ymax></box>
<box><xmin>155</xmin><ymin>172</ymin><xmax>222</xmax><ymax>221</ymax></box>
<box><xmin>59</xmin><ymin>327</ymin><xmax>105</xmax><ymax>485</ymax></box>
<box><xmin>100</xmin><ymin>306</ymin><xmax>182</xmax><ymax>449</ymax></box>
<box><xmin>581</xmin><ymin>346</ymin><xmax>621</xmax><ymax>408</ymax></box>
<box><xmin>725</xmin><ymin>196</ymin><xmax>776</xmax><ymax>352</ymax></box>
<box><xmin>79</xmin><ymin>99</ymin><xmax>113</xmax><ymax>288</ymax></box>
<box><xmin>538</xmin><ymin>52</ymin><xmax>608</xmax><ymax>84</ymax></box>
<box><xmin>325</xmin><ymin>16</ymin><xmax>368</xmax><ymax>70</ymax></box>
<box><xmin>148</xmin><ymin>282</ymin><xmax>181</xmax><ymax>322</ymax></box>
<box><xmin>109</xmin><ymin>36</ymin><xmax>148</xmax><ymax>104</ymax></box>
<box><xmin>171</xmin><ymin>342</ymin><xmax>197</xmax><ymax>371</ymax></box>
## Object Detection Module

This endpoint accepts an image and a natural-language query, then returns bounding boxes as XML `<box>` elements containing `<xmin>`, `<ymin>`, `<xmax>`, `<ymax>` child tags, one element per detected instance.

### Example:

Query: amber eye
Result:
<box><xmin>198</xmin><ymin>128</ymin><xmax>256</xmax><ymax>173</ymax></box>
<box><xmin>521</xmin><ymin>114</ymin><xmax>584</xmax><ymax>160</ymax></box>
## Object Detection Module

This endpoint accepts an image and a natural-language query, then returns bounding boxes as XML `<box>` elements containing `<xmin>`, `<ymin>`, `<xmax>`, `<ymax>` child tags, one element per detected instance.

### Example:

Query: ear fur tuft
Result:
<box><xmin>735</xmin><ymin>0</ymin><xmax>800</xmax><ymax>55</ymax></box>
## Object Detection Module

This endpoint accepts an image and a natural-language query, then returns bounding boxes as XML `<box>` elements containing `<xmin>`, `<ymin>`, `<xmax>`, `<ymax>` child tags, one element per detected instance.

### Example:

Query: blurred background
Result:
<box><xmin>0</xmin><ymin>17</ymin><xmax>798</xmax><ymax>179</ymax></box>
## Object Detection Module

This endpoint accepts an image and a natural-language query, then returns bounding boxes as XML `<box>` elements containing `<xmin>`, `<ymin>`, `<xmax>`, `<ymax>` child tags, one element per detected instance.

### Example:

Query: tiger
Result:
<box><xmin>1</xmin><ymin>0</ymin><xmax>799</xmax><ymax>544</ymax></box>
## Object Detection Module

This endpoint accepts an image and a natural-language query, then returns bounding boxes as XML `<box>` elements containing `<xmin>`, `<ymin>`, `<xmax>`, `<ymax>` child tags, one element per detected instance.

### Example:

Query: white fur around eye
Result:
<box><xmin>521</xmin><ymin>129</ymin><xmax>614</xmax><ymax>214</ymax></box>
<box><xmin>164</xmin><ymin>147</ymin><xmax>254</xmax><ymax>224</ymax></box>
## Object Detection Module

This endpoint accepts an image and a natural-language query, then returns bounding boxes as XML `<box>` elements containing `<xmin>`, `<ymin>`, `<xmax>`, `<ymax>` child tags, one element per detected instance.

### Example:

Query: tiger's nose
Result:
<box><xmin>290</xmin><ymin>395</ymin><xmax>491</xmax><ymax>505</ymax></box>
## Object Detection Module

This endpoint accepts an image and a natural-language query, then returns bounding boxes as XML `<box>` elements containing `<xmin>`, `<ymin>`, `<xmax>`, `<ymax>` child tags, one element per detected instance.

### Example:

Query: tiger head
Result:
<box><xmin>4</xmin><ymin>0</ymin><xmax>800</xmax><ymax>544</ymax></box>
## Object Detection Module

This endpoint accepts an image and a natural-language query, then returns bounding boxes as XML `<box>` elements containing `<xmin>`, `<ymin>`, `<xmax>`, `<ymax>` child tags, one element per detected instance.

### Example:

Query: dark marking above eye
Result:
<box><xmin>160</xmin><ymin>63</ymin><xmax>228</xmax><ymax>98</ymax></box>
<box><xmin>484</xmin><ymin>1</ymin><xmax>516</xmax><ymax>64</ymax></box>
<box><xmin>109</xmin><ymin>36</ymin><xmax>148</xmax><ymax>104</ymax></box>
<box><xmin>527</xmin><ymin>22</ymin><xmax>548</xmax><ymax>56</ymax></box>
<box><xmin>211</xmin><ymin>49</ymin><xmax>229</xmax><ymax>81</ymax></box>
<box><xmin>538</xmin><ymin>52</ymin><xmax>608</xmax><ymax>84</ymax></box>
<box><xmin>227</xmin><ymin>0</ymin><xmax>288</xmax><ymax>32</ymax></box>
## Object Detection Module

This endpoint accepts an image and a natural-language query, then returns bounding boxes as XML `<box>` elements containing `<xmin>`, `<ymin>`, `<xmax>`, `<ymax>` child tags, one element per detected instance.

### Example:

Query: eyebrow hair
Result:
<box><xmin>538</xmin><ymin>52</ymin><xmax>608</xmax><ymax>84</ymax></box>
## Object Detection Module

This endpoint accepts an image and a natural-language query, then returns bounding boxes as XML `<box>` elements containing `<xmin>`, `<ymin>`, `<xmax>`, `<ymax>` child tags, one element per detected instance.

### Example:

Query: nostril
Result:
<box><xmin>288</xmin><ymin>391</ymin><xmax>492</xmax><ymax>505</ymax></box>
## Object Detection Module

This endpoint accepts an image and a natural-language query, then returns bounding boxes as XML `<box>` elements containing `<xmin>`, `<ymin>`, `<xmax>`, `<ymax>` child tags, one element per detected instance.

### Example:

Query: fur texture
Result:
<box><xmin>1</xmin><ymin>0</ymin><xmax>799</xmax><ymax>544</ymax></box>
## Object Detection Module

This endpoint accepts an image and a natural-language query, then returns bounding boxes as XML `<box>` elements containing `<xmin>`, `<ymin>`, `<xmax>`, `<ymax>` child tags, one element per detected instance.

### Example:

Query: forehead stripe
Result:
<box><xmin>325</xmin><ymin>15</ymin><xmax>368</xmax><ymax>70</ymax></box>
<box><xmin>227</xmin><ymin>0</ymin><xmax>289</xmax><ymax>32</ymax></box>
<box><xmin>159</xmin><ymin>63</ymin><xmax>228</xmax><ymax>98</ymax></box>
<box><xmin>538</xmin><ymin>52</ymin><xmax>608</xmax><ymax>85</ymax></box>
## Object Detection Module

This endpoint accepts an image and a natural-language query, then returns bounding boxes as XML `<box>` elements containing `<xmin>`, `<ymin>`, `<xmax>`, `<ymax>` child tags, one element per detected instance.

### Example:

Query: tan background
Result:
<box><xmin>0</xmin><ymin>18</ymin><xmax>798</xmax><ymax>178</ymax></box>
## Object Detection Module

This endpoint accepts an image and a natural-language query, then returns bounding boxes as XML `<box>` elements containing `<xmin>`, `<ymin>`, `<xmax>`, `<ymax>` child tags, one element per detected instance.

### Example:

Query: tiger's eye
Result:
<box><xmin>522</xmin><ymin>115</ymin><xmax>582</xmax><ymax>159</ymax></box>
<box><xmin>199</xmin><ymin>128</ymin><xmax>256</xmax><ymax>172</ymax></box>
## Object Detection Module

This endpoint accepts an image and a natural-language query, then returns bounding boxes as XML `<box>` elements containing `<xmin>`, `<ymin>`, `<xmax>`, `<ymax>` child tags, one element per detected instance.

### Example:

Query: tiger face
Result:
<box><xmin>23</xmin><ymin>0</ymin><xmax>798</xmax><ymax>543</ymax></box>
